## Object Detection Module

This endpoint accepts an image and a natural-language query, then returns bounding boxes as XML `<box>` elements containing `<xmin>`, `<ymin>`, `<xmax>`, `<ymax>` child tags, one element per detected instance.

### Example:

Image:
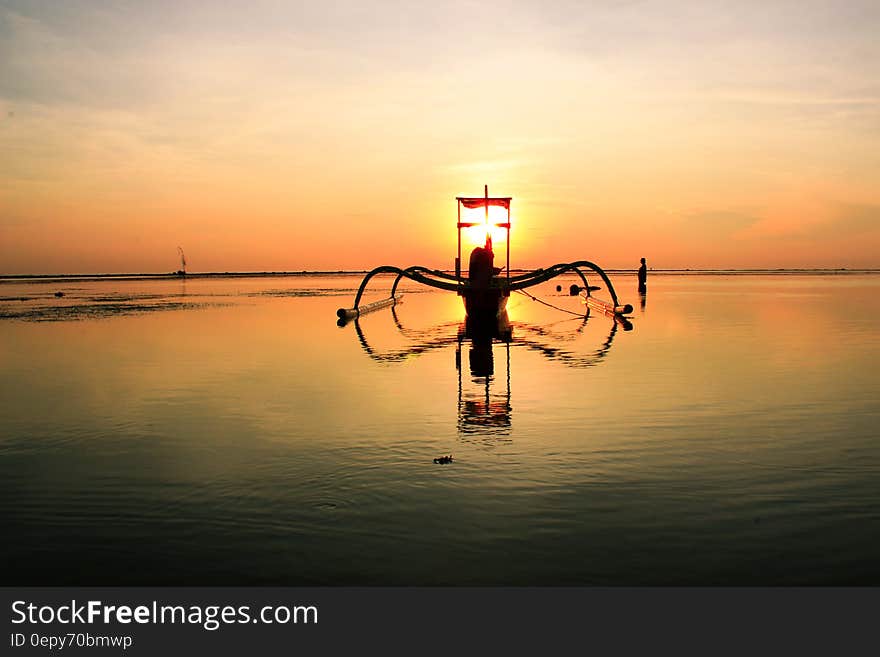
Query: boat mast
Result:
<box><xmin>484</xmin><ymin>184</ymin><xmax>491</xmax><ymax>251</ymax></box>
<box><xmin>506</xmin><ymin>191</ymin><xmax>510</xmax><ymax>291</ymax></box>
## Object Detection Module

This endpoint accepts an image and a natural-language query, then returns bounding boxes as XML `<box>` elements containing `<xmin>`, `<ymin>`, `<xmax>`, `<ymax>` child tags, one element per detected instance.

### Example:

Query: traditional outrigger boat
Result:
<box><xmin>337</xmin><ymin>186</ymin><xmax>632</xmax><ymax>325</ymax></box>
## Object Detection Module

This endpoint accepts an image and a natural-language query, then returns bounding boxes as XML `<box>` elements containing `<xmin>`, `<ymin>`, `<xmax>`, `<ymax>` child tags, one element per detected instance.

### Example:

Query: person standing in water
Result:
<box><xmin>638</xmin><ymin>257</ymin><xmax>647</xmax><ymax>294</ymax></box>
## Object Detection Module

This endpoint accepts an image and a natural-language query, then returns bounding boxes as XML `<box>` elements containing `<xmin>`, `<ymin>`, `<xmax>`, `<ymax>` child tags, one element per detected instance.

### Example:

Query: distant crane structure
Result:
<box><xmin>177</xmin><ymin>246</ymin><xmax>187</xmax><ymax>276</ymax></box>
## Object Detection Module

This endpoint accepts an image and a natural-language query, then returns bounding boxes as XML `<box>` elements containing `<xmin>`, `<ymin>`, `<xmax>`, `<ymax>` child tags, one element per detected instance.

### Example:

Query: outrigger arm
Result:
<box><xmin>336</xmin><ymin>260</ymin><xmax>632</xmax><ymax>323</ymax></box>
<box><xmin>336</xmin><ymin>265</ymin><xmax>458</xmax><ymax>322</ymax></box>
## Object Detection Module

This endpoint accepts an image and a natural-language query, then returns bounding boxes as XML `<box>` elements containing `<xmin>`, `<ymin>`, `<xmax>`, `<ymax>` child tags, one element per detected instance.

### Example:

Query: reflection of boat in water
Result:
<box><xmin>351</xmin><ymin>306</ymin><xmax>624</xmax><ymax>436</ymax></box>
<box><xmin>336</xmin><ymin>186</ymin><xmax>633</xmax><ymax>326</ymax></box>
<box><xmin>457</xmin><ymin>312</ymin><xmax>513</xmax><ymax>434</ymax></box>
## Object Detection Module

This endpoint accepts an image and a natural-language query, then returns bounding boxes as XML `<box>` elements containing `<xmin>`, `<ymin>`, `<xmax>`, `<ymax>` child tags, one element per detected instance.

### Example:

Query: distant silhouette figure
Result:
<box><xmin>638</xmin><ymin>257</ymin><xmax>647</xmax><ymax>294</ymax></box>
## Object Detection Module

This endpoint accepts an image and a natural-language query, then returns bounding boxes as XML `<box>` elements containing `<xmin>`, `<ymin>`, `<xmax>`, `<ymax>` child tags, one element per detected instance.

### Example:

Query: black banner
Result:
<box><xmin>2</xmin><ymin>588</ymin><xmax>877</xmax><ymax>655</ymax></box>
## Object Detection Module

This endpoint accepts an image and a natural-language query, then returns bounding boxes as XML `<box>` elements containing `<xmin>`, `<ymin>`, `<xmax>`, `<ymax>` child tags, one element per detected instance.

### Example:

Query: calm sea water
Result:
<box><xmin>1</xmin><ymin>273</ymin><xmax>878</xmax><ymax>585</ymax></box>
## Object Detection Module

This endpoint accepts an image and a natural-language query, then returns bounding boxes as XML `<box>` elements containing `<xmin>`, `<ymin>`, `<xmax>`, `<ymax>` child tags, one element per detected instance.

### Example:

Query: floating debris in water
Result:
<box><xmin>247</xmin><ymin>288</ymin><xmax>357</xmax><ymax>298</ymax></box>
<box><xmin>433</xmin><ymin>455</ymin><xmax>453</xmax><ymax>464</ymax></box>
<box><xmin>0</xmin><ymin>301</ymin><xmax>228</xmax><ymax>322</ymax></box>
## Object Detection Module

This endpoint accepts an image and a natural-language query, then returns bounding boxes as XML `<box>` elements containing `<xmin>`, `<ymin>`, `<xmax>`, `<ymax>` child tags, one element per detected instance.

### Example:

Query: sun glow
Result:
<box><xmin>461</xmin><ymin>205</ymin><xmax>510</xmax><ymax>247</ymax></box>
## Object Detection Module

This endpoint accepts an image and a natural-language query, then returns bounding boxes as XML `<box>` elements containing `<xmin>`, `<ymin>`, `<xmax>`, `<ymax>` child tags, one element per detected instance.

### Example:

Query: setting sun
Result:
<box><xmin>461</xmin><ymin>205</ymin><xmax>511</xmax><ymax>247</ymax></box>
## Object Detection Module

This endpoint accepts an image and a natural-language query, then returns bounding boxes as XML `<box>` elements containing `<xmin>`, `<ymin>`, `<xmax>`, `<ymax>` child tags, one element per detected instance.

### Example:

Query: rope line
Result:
<box><xmin>515</xmin><ymin>289</ymin><xmax>586</xmax><ymax>317</ymax></box>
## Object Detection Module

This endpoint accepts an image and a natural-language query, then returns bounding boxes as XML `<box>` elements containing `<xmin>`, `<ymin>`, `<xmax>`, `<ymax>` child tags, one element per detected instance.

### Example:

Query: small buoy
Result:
<box><xmin>433</xmin><ymin>455</ymin><xmax>453</xmax><ymax>464</ymax></box>
<box><xmin>54</xmin><ymin>291</ymin><xmax>65</xmax><ymax>298</ymax></box>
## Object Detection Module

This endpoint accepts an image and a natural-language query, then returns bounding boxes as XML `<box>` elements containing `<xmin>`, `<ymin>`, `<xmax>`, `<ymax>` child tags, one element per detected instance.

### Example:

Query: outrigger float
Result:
<box><xmin>337</xmin><ymin>186</ymin><xmax>633</xmax><ymax>325</ymax></box>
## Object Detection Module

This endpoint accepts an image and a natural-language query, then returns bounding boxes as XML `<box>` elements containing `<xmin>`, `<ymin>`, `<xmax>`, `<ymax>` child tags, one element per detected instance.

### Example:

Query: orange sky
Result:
<box><xmin>1</xmin><ymin>1</ymin><xmax>878</xmax><ymax>274</ymax></box>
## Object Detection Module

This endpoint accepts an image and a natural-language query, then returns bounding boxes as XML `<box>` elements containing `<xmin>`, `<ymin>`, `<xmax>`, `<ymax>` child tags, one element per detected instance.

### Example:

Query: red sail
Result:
<box><xmin>457</xmin><ymin>197</ymin><xmax>511</xmax><ymax>210</ymax></box>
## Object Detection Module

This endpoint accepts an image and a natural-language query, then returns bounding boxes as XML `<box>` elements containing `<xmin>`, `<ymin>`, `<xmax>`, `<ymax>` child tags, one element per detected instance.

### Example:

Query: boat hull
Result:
<box><xmin>463</xmin><ymin>288</ymin><xmax>508</xmax><ymax>320</ymax></box>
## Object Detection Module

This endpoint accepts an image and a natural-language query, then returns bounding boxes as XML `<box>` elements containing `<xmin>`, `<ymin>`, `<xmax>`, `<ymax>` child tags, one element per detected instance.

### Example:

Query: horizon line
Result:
<box><xmin>2</xmin><ymin>267</ymin><xmax>880</xmax><ymax>282</ymax></box>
